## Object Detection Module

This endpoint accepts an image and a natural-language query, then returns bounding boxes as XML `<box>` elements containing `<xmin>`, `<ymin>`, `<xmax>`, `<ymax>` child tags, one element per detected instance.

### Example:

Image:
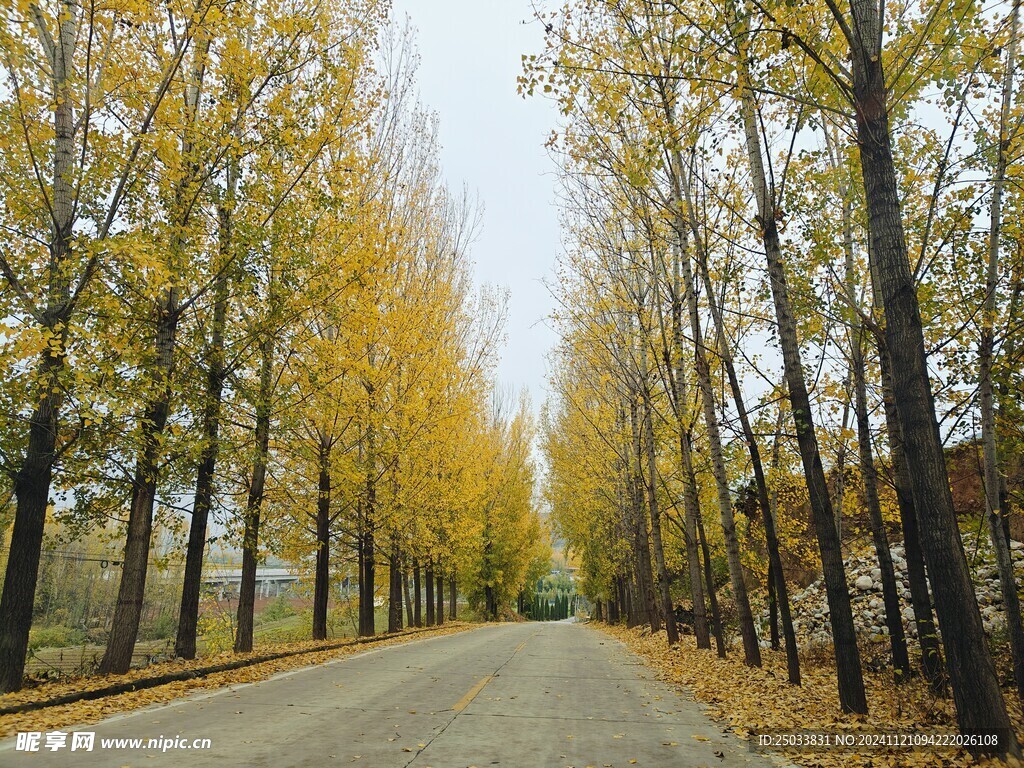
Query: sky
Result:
<box><xmin>389</xmin><ymin>0</ymin><xmax>561</xmax><ymax>412</ymax></box>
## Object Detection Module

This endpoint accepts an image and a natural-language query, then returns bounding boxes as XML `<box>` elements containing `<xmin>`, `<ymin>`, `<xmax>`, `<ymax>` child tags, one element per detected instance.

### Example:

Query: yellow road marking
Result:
<box><xmin>453</xmin><ymin>675</ymin><xmax>493</xmax><ymax>712</ymax></box>
<box><xmin>514</xmin><ymin>641</ymin><xmax>527</xmax><ymax>653</ymax></box>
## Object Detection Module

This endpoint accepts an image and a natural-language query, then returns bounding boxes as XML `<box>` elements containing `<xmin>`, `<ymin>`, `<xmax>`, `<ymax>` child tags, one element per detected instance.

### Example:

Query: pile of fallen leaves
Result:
<box><xmin>599</xmin><ymin>623</ymin><xmax>1024</xmax><ymax>768</ymax></box>
<box><xmin>0</xmin><ymin>623</ymin><xmax>474</xmax><ymax>738</ymax></box>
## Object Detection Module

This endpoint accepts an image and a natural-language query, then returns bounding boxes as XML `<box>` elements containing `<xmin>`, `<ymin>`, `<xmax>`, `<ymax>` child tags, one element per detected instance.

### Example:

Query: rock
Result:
<box><xmin>759</xmin><ymin>536</ymin><xmax>1024</xmax><ymax>649</ymax></box>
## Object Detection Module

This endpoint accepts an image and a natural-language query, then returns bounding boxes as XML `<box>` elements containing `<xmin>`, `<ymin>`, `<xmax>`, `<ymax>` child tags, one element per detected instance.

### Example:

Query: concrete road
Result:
<box><xmin>0</xmin><ymin>622</ymin><xmax>777</xmax><ymax>767</ymax></box>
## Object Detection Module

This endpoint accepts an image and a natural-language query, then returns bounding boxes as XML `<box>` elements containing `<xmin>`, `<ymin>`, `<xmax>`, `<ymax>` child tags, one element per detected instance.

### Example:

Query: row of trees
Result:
<box><xmin>531</xmin><ymin>0</ymin><xmax>1022</xmax><ymax>759</ymax></box>
<box><xmin>0</xmin><ymin>0</ymin><xmax>546</xmax><ymax>693</ymax></box>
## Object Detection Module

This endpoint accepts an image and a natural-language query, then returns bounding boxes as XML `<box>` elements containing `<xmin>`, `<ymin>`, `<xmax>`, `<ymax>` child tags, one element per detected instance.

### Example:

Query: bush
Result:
<box><xmin>198</xmin><ymin>611</ymin><xmax>236</xmax><ymax>655</ymax></box>
<box><xmin>28</xmin><ymin>624</ymin><xmax>87</xmax><ymax>650</ymax></box>
<box><xmin>259</xmin><ymin>595</ymin><xmax>296</xmax><ymax>624</ymax></box>
<box><xmin>140</xmin><ymin>611</ymin><xmax>177</xmax><ymax>641</ymax></box>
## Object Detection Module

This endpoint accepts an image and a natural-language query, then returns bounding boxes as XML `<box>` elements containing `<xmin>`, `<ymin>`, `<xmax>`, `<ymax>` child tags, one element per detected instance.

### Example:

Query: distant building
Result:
<box><xmin>202</xmin><ymin>567</ymin><xmax>299</xmax><ymax>600</ymax></box>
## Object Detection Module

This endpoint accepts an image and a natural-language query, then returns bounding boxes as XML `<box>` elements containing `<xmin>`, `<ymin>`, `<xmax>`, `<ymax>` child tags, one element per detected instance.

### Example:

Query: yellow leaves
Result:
<box><xmin>600</xmin><ymin>623</ymin><xmax>1021</xmax><ymax>768</ymax></box>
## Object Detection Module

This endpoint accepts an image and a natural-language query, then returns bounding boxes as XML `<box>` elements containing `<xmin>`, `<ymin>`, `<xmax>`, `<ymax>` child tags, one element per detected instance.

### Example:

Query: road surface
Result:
<box><xmin>0</xmin><ymin>622</ymin><xmax>778</xmax><ymax>767</ymax></box>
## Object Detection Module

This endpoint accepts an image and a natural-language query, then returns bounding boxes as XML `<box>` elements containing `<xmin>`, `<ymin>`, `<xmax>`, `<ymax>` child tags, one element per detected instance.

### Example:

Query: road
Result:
<box><xmin>0</xmin><ymin>622</ymin><xmax>778</xmax><ymax>767</ymax></box>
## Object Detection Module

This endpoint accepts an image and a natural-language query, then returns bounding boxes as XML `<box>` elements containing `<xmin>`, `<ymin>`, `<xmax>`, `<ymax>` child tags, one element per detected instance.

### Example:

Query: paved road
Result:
<box><xmin>0</xmin><ymin>622</ymin><xmax>777</xmax><ymax>767</ymax></box>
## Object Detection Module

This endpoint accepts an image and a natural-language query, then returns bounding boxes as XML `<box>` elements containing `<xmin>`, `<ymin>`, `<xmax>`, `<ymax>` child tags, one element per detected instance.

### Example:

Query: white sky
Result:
<box><xmin>389</xmin><ymin>0</ymin><xmax>560</xmax><ymax>412</ymax></box>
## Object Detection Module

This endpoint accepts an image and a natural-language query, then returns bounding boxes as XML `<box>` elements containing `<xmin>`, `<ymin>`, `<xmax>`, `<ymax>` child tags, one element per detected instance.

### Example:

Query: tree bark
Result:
<box><xmin>0</xmin><ymin>345</ymin><xmax>66</xmax><ymax>690</ymax></box>
<box><xmin>312</xmin><ymin>440</ymin><xmax>331</xmax><ymax>640</ymax></box>
<box><xmin>841</xmin><ymin>188</ymin><xmax>911</xmax><ymax>682</ymax></box>
<box><xmin>641</xmin><ymin>359</ymin><xmax>678</xmax><ymax>644</ymax></box>
<box><xmin>358</xmin><ymin>526</ymin><xmax>375</xmax><ymax>637</ymax></box>
<box><xmin>679</xmin><ymin>162</ymin><xmax>797</xmax><ymax>677</ymax></box>
<box><xmin>403</xmin><ymin>567</ymin><xmax>414</xmax><ymax>628</ymax></box>
<box><xmin>877</xmin><ymin>342</ymin><xmax>945</xmax><ymax>690</ymax></box>
<box><xmin>358</xmin><ymin>428</ymin><xmax>377</xmax><ymax>637</ymax></box>
<box><xmin>175</xmin><ymin>250</ymin><xmax>229</xmax><ymax>658</ymax></box>
<box><xmin>104</xmin><ymin>35</ymin><xmax>210</xmax><ymax>672</ymax></box>
<box><xmin>234</xmin><ymin>334</ymin><xmax>274</xmax><ymax>654</ymax></box>
<box><xmin>425</xmin><ymin>564</ymin><xmax>435</xmax><ymax>626</ymax></box>
<box><xmin>175</xmin><ymin>121</ymin><xmax>237</xmax><ymax>660</ymax></box>
<box><xmin>448</xmin><ymin>576</ymin><xmax>457</xmax><ymax>620</ymax></box>
<box><xmin>668</xmin><ymin>265</ymin><xmax>710</xmax><ymax>650</ymax></box>
<box><xmin>628</xmin><ymin>398</ymin><xmax>659</xmax><ymax>630</ymax></box>
<box><xmin>677</xmin><ymin>224</ymin><xmax>760</xmax><ymax>666</ymax></box>
<box><xmin>853</xmin><ymin>331</ymin><xmax>911</xmax><ymax>680</ymax></box>
<box><xmin>0</xmin><ymin>1</ymin><xmax>78</xmax><ymax>692</ymax></box>
<box><xmin>696</xmin><ymin>509</ymin><xmax>726</xmax><ymax>658</ymax></box>
<box><xmin>413</xmin><ymin>561</ymin><xmax>422</xmax><ymax>628</ymax></box>
<box><xmin>847</xmin><ymin>0</ymin><xmax>1015</xmax><ymax>747</ymax></box>
<box><xmin>980</xmin><ymin>0</ymin><xmax>1024</xmax><ymax>705</ymax></box>
<box><xmin>388</xmin><ymin>547</ymin><xmax>403</xmax><ymax>633</ymax></box>
<box><xmin>436</xmin><ymin>570</ymin><xmax>444</xmax><ymax>624</ymax></box>
<box><xmin>101</xmin><ymin>292</ymin><xmax>180</xmax><ymax>674</ymax></box>
<box><xmin>736</xmin><ymin>55</ymin><xmax>864</xmax><ymax>710</ymax></box>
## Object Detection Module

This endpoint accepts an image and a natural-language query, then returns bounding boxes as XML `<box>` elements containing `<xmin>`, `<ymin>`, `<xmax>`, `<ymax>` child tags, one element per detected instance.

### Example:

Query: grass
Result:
<box><xmin>24</xmin><ymin>605</ymin><xmax>397</xmax><ymax>679</ymax></box>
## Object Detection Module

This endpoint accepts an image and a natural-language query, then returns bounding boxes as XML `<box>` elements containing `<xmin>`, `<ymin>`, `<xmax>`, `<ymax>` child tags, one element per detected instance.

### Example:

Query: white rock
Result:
<box><xmin>855</xmin><ymin>575</ymin><xmax>874</xmax><ymax>591</ymax></box>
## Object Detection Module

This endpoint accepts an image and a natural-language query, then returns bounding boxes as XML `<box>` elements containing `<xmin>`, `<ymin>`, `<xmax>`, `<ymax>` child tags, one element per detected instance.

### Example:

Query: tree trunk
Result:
<box><xmin>0</xmin><ymin>345</ymin><xmax>65</xmax><ymax>691</ymax></box>
<box><xmin>676</xmin><ymin>425</ymin><xmax>711</xmax><ymax>649</ymax></box>
<box><xmin>677</xmin><ymin>223</ymin><xmax>760</xmax><ymax>666</ymax></box>
<box><xmin>175</xmin><ymin>284</ymin><xmax>228</xmax><ymax>658</ymax></box>
<box><xmin>834</xmin><ymin>390</ymin><xmax>852</xmax><ymax>541</ymax></box>
<box><xmin>696</xmin><ymin>509</ymin><xmax>726</xmax><ymax>658</ymax></box>
<box><xmin>736</xmin><ymin>57</ymin><xmax>864</xmax><ymax>710</ymax></box>
<box><xmin>642</xmin><ymin>366</ymin><xmax>678</xmax><ymax>644</ymax></box>
<box><xmin>425</xmin><ymin>564</ymin><xmax>435</xmax><ymax>626</ymax></box>
<box><xmin>436</xmin><ymin>571</ymin><xmax>444</xmax><ymax>624</ymax></box>
<box><xmin>841</xmin><ymin>190</ymin><xmax>911</xmax><ymax>682</ymax></box>
<box><xmin>667</xmin><ymin>265</ymin><xmax>710</xmax><ymax>649</ymax></box>
<box><xmin>175</xmin><ymin>147</ymin><xmax>236</xmax><ymax>660</ymax></box>
<box><xmin>628</xmin><ymin>399</ymin><xmax>659</xmax><ymax>630</ymax></box>
<box><xmin>234</xmin><ymin>334</ymin><xmax>274</xmax><ymax>654</ymax></box>
<box><xmin>0</xmin><ymin>4</ymin><xmax>77</xmax><ymax>691</ymax></box>
<box><xmin>358</xmin><ymin>526</ymin><xmax>375</xmax><ymax>637</ymax></box>
<box><xmin>853</xmin><ymin>331</ymin><xmax>911</xmax><ymax>680</ymax></box>
<box><xmin>414</xmin><ymin>562</ymin><xmax>422</xmax><ymax>628</ymax></box>
<box><xmin>388</xmin><ymin>547</ymin><xmax>403</xmax><ymax>633</ymax></box>
<box><xmin>358</xmin><ymin>430</ymin><xmax>377</xmax><ymax>637</ymax></box>
<box><xmin>312</xmin><ymin>441</ymin><xmax>331</xmax><ymax>641</ymax></box>
<box><xmin>980</xmin><ymin>0</ymin><xmax>1024</xmax><ymax>706</ymax></box>
<box><xmin>403</xmin><ymin>568</ymin><xmax>414</xmax><ymax>628</ymax></box>
<box><xmin>101</xmin><ymin>292</ymin><xmax>180</xmax><ymax>674</ymax></box>
<box><xmin>449</xmin><ymin>576</ymin><xmax>457</xmax><ymax>620</ymax></box>
<box><xmin>678</xmin><ymin>161</ymin><xmax>798</xmax><ymax>675</ymax></box>
<box><xmin>699</xmin><ymin>248</ymin><xmax>799</xmax><ymax>678</ymax></box>
<box><xmin>848</xmin><ymin>0</ymin><xmax>1015</xmax><ymax>747</ymax></box>
<box><xmin>877</xmin><ymin>342</ymin><xmax>945</xmax><ymax>690</ymax></box>
<box><xmin>622</xmin><ymin>576</ymin><xmax>634</xmax><ymax>626</ymax></box>
<box><xmin>105</xmin><ymin>35</ymin><xmax>211</xmax><ymax>671</ymax></box>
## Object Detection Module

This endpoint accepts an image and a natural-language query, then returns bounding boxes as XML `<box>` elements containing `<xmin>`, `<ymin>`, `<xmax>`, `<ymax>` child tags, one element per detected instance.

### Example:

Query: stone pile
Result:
<box><xmin>759</xmin><ymin>536</ymin><xmax>1024</xmax><ymax>647</ymax></box>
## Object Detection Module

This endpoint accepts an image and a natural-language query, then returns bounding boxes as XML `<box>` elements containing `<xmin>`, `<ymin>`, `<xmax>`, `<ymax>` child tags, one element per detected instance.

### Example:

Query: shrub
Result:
<box><xmin>28</xmin><ymin>624</ymin><xmax>87</xmax><ymax>650</ymax></box>
<box><xmin>198</xmin><ymin>611</ymin><xmax>236</xmax><ymax>655</ymax></box>
<box><xmin>259</xmin><ymin>595</ymin><xmax>296</xmax><ymax>624</ymax></box>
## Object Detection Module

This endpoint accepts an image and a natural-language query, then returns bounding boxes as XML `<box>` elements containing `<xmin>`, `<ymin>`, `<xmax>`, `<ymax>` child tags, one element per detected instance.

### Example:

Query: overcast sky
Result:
<box><xmin>389</xmin><ymin>0</ymin><xmax>560</xmax><ymax>412</ymax></box>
